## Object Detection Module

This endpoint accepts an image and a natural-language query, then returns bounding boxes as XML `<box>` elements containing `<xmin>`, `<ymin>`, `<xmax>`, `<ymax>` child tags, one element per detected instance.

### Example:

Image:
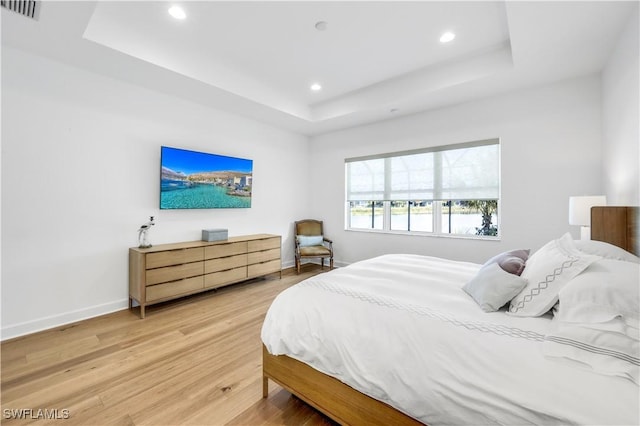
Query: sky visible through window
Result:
<box><xmin>161</xmin><ymin>146</ymin><xmax>252</xmax><ymax>175</ymax></box>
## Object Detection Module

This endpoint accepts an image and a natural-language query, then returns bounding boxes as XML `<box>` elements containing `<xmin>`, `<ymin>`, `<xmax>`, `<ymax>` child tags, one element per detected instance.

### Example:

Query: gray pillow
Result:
<box><xmin>483</xmin><ymin>249</ymin><xmax>530</xmax><ymax>276</ymax></box>
<box><xmin>463</xmin><ymin>263</ymin><xmax>529</xmax><ymax>312</ymax></box>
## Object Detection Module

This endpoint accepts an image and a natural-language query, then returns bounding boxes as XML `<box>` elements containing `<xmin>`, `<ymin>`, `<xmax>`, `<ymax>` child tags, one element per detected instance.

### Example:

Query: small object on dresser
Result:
<box><xmin>202</xmin><ymin>228</ymin><xmax>228</xmax><ymax>242</ymax></box>
<box><xmin>138</xmin><ymin>216</ymin><xmax>155</xmax><ymax>248</ymax></box>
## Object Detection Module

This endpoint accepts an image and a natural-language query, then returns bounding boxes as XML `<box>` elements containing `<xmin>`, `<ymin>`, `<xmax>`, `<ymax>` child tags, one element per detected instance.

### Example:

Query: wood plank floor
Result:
<box><xmin>1</xmin><ymin>265</ymin><xmax>338</xmax><ymax>425</ymax></box>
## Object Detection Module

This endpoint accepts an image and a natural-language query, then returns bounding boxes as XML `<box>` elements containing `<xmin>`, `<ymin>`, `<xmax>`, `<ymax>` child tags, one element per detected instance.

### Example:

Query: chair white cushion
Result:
<box><xmin>297</xmin><ymin>235</ymin><xmax>323</xmax><ymax>247</ymax></box>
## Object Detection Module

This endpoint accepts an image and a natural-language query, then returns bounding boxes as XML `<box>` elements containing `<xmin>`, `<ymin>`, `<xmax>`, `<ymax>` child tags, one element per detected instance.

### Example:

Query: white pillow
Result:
<box><xmin>297</xmin><ymin>235</ymin><xmax>323</xmax><ymax>247</ymax></box>
<box><xmin>574</xmin><ymin>239</ymin><xmax>640</xmax><ymax>263</ymax></box>
<box><xmin>543</xmin><ymin>321</ymin><xmax>639</xmax><ymax>385</ymax></box>
<box><xmin>557</xmin><ymin>259</ymin><xmax>639</xmax><ymax>328</ymax></box>
<box><xmin>463</xmin><ymin>263</ymin><xmax>529</xmax><ymax>312</ymax></box>
<box><xmin>509</xmin><ymin>233</ymin><xmax>600</xmax><ymax>317</ymax></box>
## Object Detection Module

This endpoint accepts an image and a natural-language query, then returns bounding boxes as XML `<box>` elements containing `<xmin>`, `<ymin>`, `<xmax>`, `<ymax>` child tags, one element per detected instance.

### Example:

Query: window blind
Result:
<box><xmin>346</xmin><ymin>139</ymin><xmax>499</xmax><ymax>201</ymax></box>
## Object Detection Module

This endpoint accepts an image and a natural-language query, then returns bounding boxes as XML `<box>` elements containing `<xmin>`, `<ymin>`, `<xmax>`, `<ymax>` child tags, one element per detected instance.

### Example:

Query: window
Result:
<box><xmin>345</xmin><ymin>139</ymin><xmax>500</xmax><ymax>238</ymax></box>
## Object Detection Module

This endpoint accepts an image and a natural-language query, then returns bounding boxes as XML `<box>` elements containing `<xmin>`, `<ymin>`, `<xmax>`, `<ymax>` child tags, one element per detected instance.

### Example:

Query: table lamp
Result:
<box><xmin>569</xmin><ymin>195</ymin><xmax>606</xmax><ymax>240</ymax></box>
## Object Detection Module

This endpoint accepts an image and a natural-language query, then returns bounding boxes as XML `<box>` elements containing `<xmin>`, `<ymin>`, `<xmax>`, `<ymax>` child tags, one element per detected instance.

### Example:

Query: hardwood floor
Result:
<box><xmin>1</xmin><ymin>265</ymin><xmax>338</xmax><ymax>425</ymax></box>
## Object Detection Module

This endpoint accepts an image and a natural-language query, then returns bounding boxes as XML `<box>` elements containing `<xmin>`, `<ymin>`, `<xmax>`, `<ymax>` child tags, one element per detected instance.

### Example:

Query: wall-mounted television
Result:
<box><xmin>160</xmin><ymin>146</ymin><xmax>253</xmax><ymax>209</ymax></box>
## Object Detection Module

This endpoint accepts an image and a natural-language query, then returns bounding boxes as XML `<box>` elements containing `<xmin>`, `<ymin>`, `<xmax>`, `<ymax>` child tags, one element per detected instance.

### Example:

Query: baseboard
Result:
<box><xmin>1</xmin><ymin>260</ymin><xmax>350</xmax><ymax>341</ymax></box>
<box><xmin>281</xmin><ymin>259</ymin><xmax>295</xmax><ymax>269</ymax></box>
<box><xmin>1</xmin><ymin>299</ymin><xmax>129</xmax><ymax>341</ymax></box>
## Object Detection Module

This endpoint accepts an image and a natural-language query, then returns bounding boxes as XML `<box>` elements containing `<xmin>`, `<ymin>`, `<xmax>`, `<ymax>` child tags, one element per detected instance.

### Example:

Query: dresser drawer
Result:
<box><xmin>146</xmin><ymin>247</ymin><xmax>204</xmax><ymax>269</ymax></box>
<box><xmin>146</xmin><ymin>276</ymin><xmax>204</xmax><ymax>302</ymax></box>
<box><xmin>248</xmin><ymin>237</ymin><xmax>280</xmax><ymax>252</ymax></box>
<box><xmin>129</xmin><ymin>234</ymin><xmax>281</xmax><ymax>319</ymax></box>
<box><xmin>248</xmin><ymin>259</ymin><xmax>281</xmax><ymax>278</ymax></box>
<box><xmin>205</xmin><ymin>242</ymin><xmax>248</xmax><ymax>259</ymax></box>
<box><xmin>146</xmin><ymin>261</ymin><xmax>204</xmax><ymax>286</ymax></box>
<box><xmin>204</xmin><ymin>267</ymin><xmax>247</xmax><ymax>289</ymax></box>
<box><xmin>205</xmin><ymin>254</ymin><xmax>248</xmax><ymax>274</ymax></box>
<box><xmin>248</xmin><ymin>248</ymin><xmax>280</xmax><ymax>265</ymax></box>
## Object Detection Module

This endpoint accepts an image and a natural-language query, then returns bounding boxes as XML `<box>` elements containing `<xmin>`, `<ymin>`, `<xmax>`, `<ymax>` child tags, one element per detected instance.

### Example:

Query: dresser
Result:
<box><xmin>129</xmin><ymin>234</ymin><xmax>281</xmax><ymax>318</ymax></box>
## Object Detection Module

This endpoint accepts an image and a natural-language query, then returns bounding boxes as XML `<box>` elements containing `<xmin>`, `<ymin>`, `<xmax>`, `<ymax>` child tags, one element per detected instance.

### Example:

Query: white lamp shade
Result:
<box><xmin>569</xmin><ymin>195</ymin><xmax>606</xmax><ymax>226</ymax></box>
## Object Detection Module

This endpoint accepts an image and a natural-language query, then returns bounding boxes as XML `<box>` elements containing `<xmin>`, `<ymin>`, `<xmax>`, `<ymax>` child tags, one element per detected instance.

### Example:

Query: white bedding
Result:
<box><xmin>261</xmin><ymin>254</ymin><xmax>640</xmax><ymax>425</ymax></box>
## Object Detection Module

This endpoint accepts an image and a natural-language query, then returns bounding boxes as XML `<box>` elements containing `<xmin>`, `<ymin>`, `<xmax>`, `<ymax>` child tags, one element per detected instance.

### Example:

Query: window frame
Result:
<box><xmin>345</xmin><ymin>139</ymin><xmax>501</xmax><ymax>240</ymax></box>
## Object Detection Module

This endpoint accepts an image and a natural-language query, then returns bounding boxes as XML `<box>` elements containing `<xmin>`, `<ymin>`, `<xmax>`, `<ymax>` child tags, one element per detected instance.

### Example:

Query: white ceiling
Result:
<box><xmin>1</xmin><ymin>1</ymin><xmax>636</xmax><ymax>135</ymax></box>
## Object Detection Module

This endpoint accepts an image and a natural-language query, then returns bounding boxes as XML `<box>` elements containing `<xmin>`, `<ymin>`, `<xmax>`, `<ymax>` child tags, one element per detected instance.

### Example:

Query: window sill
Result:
<box><xmin>344</xmin><ymin>227</ymin><xmax>501</xmax><ymax>241</ymax></box>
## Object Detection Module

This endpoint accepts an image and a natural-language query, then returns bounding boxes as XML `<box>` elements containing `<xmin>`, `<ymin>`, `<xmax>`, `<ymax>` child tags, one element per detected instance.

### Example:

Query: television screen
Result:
<box><xmin>160</xmin><ymin>146</ymin><xmax>253</xmax><ymax>209</ymax></box>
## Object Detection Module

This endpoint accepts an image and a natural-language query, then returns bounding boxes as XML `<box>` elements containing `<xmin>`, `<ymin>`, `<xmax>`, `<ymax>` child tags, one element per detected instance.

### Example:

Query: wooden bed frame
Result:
<box><xmin>262</xmin><ymin>345</ymin><xmax>422</xmax><ymax>425</ymax></box>
<box><xmin>262</xmin><ymin>206</ymin><xmax>639</xmax><ymax>425</ymax></box>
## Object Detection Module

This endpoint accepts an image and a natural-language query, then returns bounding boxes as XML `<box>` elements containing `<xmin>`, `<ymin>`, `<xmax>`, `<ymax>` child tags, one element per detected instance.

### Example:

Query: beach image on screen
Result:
<box><xmin>160</xmin><ymin>147</ymin><xmax>253</xmax><ymax>209</ymax></box>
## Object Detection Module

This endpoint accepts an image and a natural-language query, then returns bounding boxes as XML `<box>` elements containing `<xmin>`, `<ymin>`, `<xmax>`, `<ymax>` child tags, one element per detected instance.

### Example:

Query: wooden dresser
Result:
<box><xmin>129</xmin><ymin>234</ymin><xmax>281</xmax><ymax>318</ymax></box>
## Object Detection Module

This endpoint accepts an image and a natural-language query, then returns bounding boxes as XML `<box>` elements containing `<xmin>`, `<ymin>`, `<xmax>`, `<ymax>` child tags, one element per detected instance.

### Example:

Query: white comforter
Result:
<box><xmin>261</xmin><ymin>254</ymin><xmax>639</xmax><ymax>425</ymax></box>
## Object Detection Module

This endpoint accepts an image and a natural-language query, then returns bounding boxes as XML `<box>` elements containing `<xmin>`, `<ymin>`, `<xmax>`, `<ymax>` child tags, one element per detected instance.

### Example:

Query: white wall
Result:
<box><xmin>602</xmin><ymin>5</ymin><xmax>640</xmax><ymax>205</ymax></box>
<box><xmin>2</xmin><ymin>40</ymin><xmax>620</xmax><ymax>339</ymax></box>
<box><xmin>1</xmin><ymin>47</ymin><xmax>310</xmax><ymax>339</ymax></box>
<box><xmin>309</xmin><ymin>75</ymin><xmax>603</xmax><ymax>265</ymax></box>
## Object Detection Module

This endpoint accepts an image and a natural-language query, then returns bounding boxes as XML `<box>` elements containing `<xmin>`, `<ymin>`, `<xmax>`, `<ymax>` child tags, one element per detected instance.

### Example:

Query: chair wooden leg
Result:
<box><xmin>330</xmin><ymin>258</ymin><xmax>334</xmax><ymax>270</ymax></box>
<box><xmin>321</xmin><ymin>258</ymin><xmax>324</xmax><ymax>270</ymax></box>
<box><xmin>296</xmin><ymin>257</ymin><xmax>300</xmax><ymax>274</ymax></box>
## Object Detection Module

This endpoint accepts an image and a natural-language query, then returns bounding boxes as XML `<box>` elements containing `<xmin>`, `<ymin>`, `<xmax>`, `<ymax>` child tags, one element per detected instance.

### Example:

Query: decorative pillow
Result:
<box><xmin>543</xmin><ymin>321</ymin><xmax>639</xmax><ymax>385</ymax></box>
<box><xmin>297</xmin><ymin>235</ymin><xmax>323</xmax><ymax>247</ymax></box>
<box><xmin>574</xmin><ymin>239</ymin><xmax>640</xmax><ymax>264</ymax></box>
<box><xmin>508</xmin><ymin>233</ymin><xmax>600</xmax><ymax>317</ymax></box>
<box><xmin>463</xmin><ymin>263</ymin><xmax>528</xmax><ymax>312</ymax></box>
<box><xmin>482</xmin><ymin>249</ymin><xmax>530</xmax><ymax>276</ymax></box>
<box><xmin>556</xmin><ymin>259</ymin><xmax>639</xmax><ymax>328</ymax></box>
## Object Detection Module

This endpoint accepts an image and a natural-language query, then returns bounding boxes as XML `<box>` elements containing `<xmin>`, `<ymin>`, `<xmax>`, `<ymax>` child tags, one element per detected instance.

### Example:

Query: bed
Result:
<box><xmin>261</xmin><ymin>206</ymin><xmax>639</xmax><ymax>425</ymax></box>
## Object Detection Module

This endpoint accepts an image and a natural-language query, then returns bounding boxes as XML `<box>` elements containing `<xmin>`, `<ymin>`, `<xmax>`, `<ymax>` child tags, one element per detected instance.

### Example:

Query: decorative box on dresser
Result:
<box><xmin>129</xmin><ymin>234</ymin><xmax>281</xmax><ymax>318</ymax></box>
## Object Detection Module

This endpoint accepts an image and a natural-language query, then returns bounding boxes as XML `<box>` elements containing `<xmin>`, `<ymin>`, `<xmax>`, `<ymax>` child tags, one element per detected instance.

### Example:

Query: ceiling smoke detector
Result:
<box><xmin>1</xmin><ymin>0</ymin><xmax>39</xmax><ymax>20</ymax></box>
<box><xmin>315</xmin><ymin>21</ymin><xmax>328</xmax><ymax>31</ymax></box>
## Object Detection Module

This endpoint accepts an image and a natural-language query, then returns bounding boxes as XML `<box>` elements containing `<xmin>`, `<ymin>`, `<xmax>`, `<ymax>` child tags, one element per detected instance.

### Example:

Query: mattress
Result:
<box><xmin>261</xmin><ymin>254</ymin><xmax>639</xmax><ymax>425</ymax></box>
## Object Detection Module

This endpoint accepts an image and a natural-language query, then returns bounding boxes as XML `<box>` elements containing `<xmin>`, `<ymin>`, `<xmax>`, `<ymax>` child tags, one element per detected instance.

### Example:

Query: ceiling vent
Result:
<box><xmin>1</xmin><ymin>1</ymin><xmax>39</xmax><ymax>20</ymax></box>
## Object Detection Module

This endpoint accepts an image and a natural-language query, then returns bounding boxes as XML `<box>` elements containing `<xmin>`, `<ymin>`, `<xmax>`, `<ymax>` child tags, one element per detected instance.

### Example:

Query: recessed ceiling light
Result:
<box><xmin>168</xmin><ymin>5</ymin><xmax>186</xmax><ymax>20</ymax></box>
<box><xmin>310</xmin><ymin>83</ymin><xmax>322</xmax><ymax>91</ymax></box>
<box><xmin>439</xmin><ymin>32</ymin><xmax>455</xmax><ymax>43</ymax></box>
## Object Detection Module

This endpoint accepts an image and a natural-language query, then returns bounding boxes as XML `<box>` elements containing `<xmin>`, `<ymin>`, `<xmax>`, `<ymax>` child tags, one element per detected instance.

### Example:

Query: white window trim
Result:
<box><xmin>345</xmin><ymin>138</ymin><xmax>501</xmax><ymax>240</ymax></box>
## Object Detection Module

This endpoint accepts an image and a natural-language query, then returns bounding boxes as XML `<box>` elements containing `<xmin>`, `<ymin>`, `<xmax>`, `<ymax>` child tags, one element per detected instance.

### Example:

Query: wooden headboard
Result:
<box><xmin>591</xmin><ymin>206</ymin><xmax>639</xmax><ymax>256</ymax></box>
